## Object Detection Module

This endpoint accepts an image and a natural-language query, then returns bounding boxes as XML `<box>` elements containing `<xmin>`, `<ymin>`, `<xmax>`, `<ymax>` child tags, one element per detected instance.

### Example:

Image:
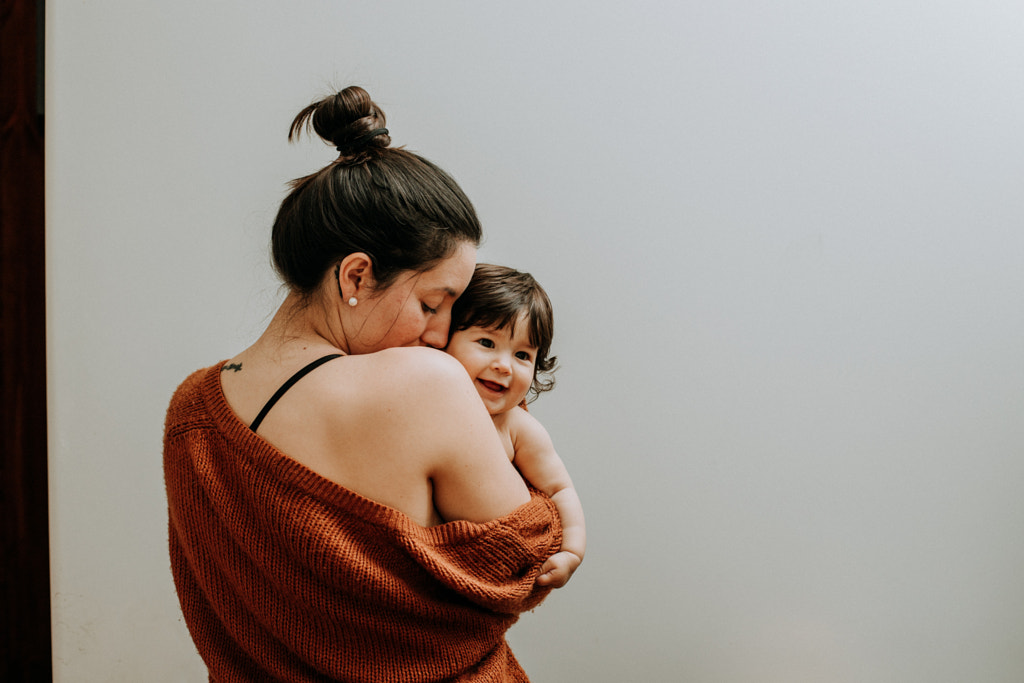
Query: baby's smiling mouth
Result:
<box><xmin>478</xmin><ymin>379</ymin><xmax>507</xmax><ymax>393</ymax></box>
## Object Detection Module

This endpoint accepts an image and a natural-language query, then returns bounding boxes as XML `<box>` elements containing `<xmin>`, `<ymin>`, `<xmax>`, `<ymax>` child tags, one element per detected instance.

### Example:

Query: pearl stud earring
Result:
<box><xmin>348</xmin><ymin>297</ymin><xmax>358</xmax><ymax>307</ymax></box>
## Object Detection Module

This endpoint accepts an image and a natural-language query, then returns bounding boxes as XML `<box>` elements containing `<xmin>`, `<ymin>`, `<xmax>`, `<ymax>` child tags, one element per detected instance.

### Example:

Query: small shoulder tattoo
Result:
<box><xmin>222</xmin><ymin>362</ymin><xmax>243</xmax><ymax>373</ymax></box>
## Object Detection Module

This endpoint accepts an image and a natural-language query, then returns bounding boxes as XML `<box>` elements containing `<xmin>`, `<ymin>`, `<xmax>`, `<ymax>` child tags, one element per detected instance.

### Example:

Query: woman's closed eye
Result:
<box><xmin>421</xmin><ymin>302</ymin><xmax>439</xmax><ymax>315</ymax></box>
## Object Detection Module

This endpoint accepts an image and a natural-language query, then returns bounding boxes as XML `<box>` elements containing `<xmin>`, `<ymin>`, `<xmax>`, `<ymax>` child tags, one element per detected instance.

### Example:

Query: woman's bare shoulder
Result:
<box><xmin>367</xmin><ymin>346</ymin><xmax>467</xmax><ymax>376</ymax></box>
<box><xmin>348</xmin><ymin>347</ymin><xmax>476</xmax><ymax>405</ymax></box>
<box><xmin>320</xmin><ymin>346</ymin><xmax>529</xmax><ymax>523</ymax></box>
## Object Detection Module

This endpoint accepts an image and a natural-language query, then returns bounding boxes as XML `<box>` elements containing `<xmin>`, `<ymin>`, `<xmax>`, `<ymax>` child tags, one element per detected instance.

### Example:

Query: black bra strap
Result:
<box><xmin>250</xmin><ymin>354</ymin><xmax>343</xmax><ymax>432</ymax></box>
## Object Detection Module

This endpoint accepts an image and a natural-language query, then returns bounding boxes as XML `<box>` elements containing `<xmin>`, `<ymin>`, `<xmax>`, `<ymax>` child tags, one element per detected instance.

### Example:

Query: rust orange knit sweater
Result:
<box><xmin>164</xmin><ymin>364</ymin><xmax>562</xmax><ymax>683</ymax></box>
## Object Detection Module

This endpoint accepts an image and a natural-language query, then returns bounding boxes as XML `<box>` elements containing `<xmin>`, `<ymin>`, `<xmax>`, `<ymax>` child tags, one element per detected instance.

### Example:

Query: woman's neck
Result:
<box><xmin>255</xmin><ymin>290</ymin><xmax>350</xmax><ymax>358</ymax></box>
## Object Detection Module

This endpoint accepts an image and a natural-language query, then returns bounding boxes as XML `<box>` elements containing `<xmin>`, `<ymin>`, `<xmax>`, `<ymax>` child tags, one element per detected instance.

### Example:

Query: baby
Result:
<box><xmin>446</xmin><ymin>264</ymin><xmax>585</xmax><ymax>588</ymax></box>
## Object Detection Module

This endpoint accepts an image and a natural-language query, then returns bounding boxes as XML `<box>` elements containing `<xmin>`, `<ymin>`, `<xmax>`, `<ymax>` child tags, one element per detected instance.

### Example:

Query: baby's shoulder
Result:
<box><xmin>504</xmin><ymin>406</ymin><xmax>553</xmax><ymax>450</ymax></box>
<box><xmin>502</xmin><ymin>405</ymin><xmax>536</xmax><ymax>429</ymax></box>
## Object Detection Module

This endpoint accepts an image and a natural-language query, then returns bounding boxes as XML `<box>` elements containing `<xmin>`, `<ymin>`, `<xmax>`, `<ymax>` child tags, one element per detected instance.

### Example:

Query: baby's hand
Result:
<box><xmin>535</xmin><ymin>550</ymin><xmax>583</xmax><ymax>589</ymax></box>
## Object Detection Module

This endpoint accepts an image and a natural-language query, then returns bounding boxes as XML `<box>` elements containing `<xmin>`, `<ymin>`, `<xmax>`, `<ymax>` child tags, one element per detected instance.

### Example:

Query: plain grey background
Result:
<box><xmin>47</xmin><ymin>1</ymin><xmax>1024</xmax><ymax>681</ymax></box>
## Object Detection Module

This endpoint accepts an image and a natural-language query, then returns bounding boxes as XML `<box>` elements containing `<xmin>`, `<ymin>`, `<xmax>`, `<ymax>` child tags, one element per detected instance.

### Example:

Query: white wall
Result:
<box><xmin>47</xmin><ymin>1</ymin><xmax>1024</xmax><ymax>681</ymax></box>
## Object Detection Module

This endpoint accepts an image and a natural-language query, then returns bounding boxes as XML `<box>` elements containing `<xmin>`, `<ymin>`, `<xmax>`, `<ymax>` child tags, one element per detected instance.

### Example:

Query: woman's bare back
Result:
<box><xmin>221</xmin><ymin>343</ymin><xmax>528</xmax><ymax>527</ymax></box>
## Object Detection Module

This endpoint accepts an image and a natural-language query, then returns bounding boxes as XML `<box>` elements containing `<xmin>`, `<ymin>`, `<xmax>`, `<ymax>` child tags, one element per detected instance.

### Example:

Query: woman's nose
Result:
<box><xmin>420</xmin><ymin>314</ymin><xmax>449</xmax><ymax>349</ymax></box>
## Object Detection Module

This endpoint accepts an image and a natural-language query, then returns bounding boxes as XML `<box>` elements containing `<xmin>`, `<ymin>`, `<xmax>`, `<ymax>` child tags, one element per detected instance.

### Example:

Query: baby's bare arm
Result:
<box><xmin>508</xmin><ymin>408</ymin><xmax>586</xmax><ymax>586</ymax></box>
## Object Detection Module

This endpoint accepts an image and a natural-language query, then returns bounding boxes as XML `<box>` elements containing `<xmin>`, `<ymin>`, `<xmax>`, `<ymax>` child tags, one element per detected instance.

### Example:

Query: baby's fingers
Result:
<box><xmin>536</xmin><ymin>554</ymin><xmax>575</xmax><ymax>588</ymax></box>
<box><xmin>535</xmin><ymin>565</ymin><xmax>570</xmax><ymax>588</ymax></box>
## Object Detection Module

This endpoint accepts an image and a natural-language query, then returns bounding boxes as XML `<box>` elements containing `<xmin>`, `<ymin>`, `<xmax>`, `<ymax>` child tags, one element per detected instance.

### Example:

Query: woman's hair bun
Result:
<box><xmin>288</xmin><ymin>85</ymin><xmax>392</xmax><ymax>162</ymax></box>
<box><xmin>273</xmin><ymin>86</ymin><xmax>482</xmax><ymax>298</ymax></box>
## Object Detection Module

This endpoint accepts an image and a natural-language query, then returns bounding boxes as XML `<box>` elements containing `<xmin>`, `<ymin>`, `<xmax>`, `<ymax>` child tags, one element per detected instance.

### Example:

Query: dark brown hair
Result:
<box><xmin>449</xmin><ymin>264</ymin><xmax>558</xmax><ymax>401</ymax></box>
<box><xmin>271</xmin><ymin>86</ymin><xmax>482</xmax><ymax>299</ymax></box>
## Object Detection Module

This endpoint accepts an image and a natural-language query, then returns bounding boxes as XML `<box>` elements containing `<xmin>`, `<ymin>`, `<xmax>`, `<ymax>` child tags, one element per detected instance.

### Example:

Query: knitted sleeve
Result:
<box><xmin>395</xmin><ymin>491</ymin><xmax>561</xmax><ymax>614</ymax></box>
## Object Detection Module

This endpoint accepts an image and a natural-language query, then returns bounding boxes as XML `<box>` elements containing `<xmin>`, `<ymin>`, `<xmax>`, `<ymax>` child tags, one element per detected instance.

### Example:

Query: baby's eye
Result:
<box><xmin>515</xmin><ymin>351</ymin><xmax>533</xmax><ymax>362</ymax></box>
<box><xmin>421</xmin><ymin>303</ymin><xmax>438</xmax><ymax>315</ymax></box>
<box><xmin>476</xmin><ymin>338</ymin><xmax>495</xmax><ymax>348</ymax></box>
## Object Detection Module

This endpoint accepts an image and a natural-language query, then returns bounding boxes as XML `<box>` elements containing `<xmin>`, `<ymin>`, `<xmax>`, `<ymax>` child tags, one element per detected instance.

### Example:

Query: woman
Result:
<box><xmin>163</xmin><ymin>86</ymin><xmax>561</xmax><ymax>682</ymax></box>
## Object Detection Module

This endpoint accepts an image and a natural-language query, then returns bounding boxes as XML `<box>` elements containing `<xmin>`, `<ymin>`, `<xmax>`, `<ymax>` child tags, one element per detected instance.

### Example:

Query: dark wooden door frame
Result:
<box><xmin>1</xmin><ymin>0</ymin><xmax>52</xmax><ymax>679</ymax></box>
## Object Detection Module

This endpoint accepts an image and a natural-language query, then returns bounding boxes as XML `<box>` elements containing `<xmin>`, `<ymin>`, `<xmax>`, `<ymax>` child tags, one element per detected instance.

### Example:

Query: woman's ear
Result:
<box><xmin>336</xmin><ymin>252</ymin><xmax>374</xmax><ymax>302</ymax></box>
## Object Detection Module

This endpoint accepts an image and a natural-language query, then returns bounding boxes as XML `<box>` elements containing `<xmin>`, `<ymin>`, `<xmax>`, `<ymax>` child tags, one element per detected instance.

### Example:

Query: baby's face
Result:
<box><xmin>446</xmin><ymin>314</ymin><xmax>537</xmax><ymax>416</ymax></box>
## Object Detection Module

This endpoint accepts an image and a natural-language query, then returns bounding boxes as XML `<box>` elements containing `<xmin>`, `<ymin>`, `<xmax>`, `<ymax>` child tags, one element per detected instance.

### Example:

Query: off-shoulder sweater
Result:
<box><xmin>163</xmin><ymin>363</ymin><xmax>562</xmax><ymax>683</ymax></box>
